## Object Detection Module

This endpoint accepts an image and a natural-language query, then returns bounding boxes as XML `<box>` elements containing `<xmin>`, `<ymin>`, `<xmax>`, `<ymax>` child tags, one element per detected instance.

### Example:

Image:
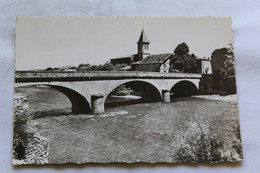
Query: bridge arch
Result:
<box><xmin>104</xmin><ymin>80</ymin><xmax>162</xmax><ymax>107</ymax></box>
<box><xmin>170</xmin><ymin>80</ymin><xmax>199</xmax><ymax>97</ymax></box>
<box><xmin>16</xmin><ymin>84</ymin><xmax>91</xmax><ymax>114</ymax></box>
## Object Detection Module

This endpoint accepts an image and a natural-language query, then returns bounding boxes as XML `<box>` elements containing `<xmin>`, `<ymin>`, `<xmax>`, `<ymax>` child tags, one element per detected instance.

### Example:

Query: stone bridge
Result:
<box><xmin>15</xmin><ymin>71</ymin><xmax>202</xmax><ymax>114</ymax></box>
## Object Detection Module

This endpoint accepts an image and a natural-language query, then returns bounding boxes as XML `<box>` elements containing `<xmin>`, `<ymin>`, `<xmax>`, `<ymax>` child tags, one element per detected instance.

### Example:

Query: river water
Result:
<box><xmin>14</xmin><ymin>86</ymin><xmax>242</xmax><ymax>163</ymax></box>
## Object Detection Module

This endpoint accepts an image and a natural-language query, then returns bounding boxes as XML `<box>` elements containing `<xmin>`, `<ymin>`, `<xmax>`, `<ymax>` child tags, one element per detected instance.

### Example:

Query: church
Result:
<box><xmin>110</xmin><ymin>29</ymin><xmax>212</xmax><ymax>74</ymax></box>
<box><xmin>109</xmin><ymin>29</ymin><xmax>151</xmax><ymax>67</ymax></box>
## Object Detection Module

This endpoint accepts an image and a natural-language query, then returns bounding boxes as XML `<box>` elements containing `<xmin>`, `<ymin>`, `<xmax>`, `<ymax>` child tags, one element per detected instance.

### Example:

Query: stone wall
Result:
<box><xmin>91</xmin><ymin>95</ymin><xmax>105</xmax><ymax>114</ymax></box>
<box><xmin>13</xmin><ymin>94</ymin><xmax>49</xmax><ymax>165</ymax></box>
<box><xmin>25</xmin><ymin>135</ymin><xmax>49</xmax><ymax>164</ymax></box>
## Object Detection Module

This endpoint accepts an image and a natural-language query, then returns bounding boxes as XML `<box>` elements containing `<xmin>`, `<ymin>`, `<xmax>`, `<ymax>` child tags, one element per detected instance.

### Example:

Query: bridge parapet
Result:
<box><xmin>14</xmin><ymin>71</ymin><xmax>202</xmax><ymax>114</ymax></box>
<box><xmin>15</xmin><ymin>71</ymin><xmax>202</xmax><ymax>82</ymax></box>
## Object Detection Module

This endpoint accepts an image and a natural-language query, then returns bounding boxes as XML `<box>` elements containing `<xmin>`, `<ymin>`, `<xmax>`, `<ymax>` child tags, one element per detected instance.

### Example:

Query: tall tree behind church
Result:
<box><xmin>170</xmin><ymin>42</ymin><xmax>198</xmax><ymax>73</ymax></box>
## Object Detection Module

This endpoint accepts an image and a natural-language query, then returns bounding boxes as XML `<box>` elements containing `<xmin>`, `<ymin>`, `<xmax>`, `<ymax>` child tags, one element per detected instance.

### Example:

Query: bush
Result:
<box><xmin>171</xmin><ymin>115</ymin><xmax>223</xmax><ymax>162</ymax></box>
<box><xmin>110</xmin><ymin>85</ymin><xmax>133</xmax><ymax>96</ymax></box>
<box><xmin>77</xmin><ymin>63</ymin><xmax>115</xmax><ymax>71</ymax></box>
<box><xmin>13</xmin><ymin>111</ymin><xmax>33</xmax><ymax>160</ymax></box>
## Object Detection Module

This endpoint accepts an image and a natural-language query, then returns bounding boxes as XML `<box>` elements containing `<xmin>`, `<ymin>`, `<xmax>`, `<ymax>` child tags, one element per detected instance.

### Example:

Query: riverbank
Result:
<box><xmin>110</xmin><ymin>95</ymin><xmax>141</xmax><ymax>99</ymax></box>
<box><xmin>192</xmin><ymin>94</ymin><xmax>237</xmax><ymax>103</ymax></box>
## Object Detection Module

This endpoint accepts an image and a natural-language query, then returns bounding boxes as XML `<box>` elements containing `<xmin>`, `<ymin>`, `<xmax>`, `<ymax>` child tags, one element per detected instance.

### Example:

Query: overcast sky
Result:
<box><xmin>15</xmin><ymin>17</ymin><xmax>232</xmax><ymax>70</ymax></box>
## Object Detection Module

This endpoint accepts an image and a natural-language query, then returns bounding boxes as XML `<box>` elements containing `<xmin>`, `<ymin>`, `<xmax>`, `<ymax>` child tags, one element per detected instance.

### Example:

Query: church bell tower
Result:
<box><xmin>136</xmin><ymin>29</ymin><xmax>150</xmax><ymax>62</ymax></box>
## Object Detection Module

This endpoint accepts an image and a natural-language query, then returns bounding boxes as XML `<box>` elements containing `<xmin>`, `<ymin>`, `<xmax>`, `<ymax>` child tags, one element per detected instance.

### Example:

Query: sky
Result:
<box><xmin>15</xmin><ymin>17</ymin><xmax>232</xmax><ymax>70</ymax></box>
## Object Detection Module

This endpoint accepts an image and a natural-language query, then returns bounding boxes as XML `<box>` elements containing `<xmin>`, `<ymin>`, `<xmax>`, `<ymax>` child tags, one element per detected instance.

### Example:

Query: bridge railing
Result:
<box><xmin>15</xmin><ymin>71</ymin><xmax>202</xmax><ymax>82</ymax></box>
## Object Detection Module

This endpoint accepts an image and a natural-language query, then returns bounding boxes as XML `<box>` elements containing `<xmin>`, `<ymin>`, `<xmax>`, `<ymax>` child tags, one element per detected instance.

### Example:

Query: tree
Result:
<box><xmin>110</xmin><ymin>84</ymin><xmax>133</xmax><ymax>96</ymax></box>
<box><xmin>174</xmin><ymin>42</ymin><xmax>189</xmax><ymax>55</ymax></box>
<box><xmin>68</xmin><ymin>66</ymin><xmax>77</xmax><ymax>70</ymax></box>
<box><xmin>90</xmin><ymin>65</ymin><xmax>99</xmax><ymax>71</ymax></box>
<box><xmin>45</xmin><ymin>67</ymin><xmax>53</xmax><ymax>71</ymax></box>
<box><xmin>190</xmin><ymin>54</ymin><xmax>199</xmax><ymax>73</ymax></box>
<box><xmin>170</xmin><ymin>54</ymin><xmax>185</xmax><ymax>72</ymax></box>
<box><xmin>224</xmin><ymin>42</ymin><xmax>235</xmax><ymax>77</ymax></box>
<box><xmin>211</xmin><ymin>42</ymin><xmax>236</xmax><ymax>94</ymax></box>
<box><xmin>77</xmin><ymin>64</ymin><xmax>91</xmax><ymax>71</ymax></box>
<box><xmin>170</xmin><ymin>42</ymin><xmax>198</xmax><ymax>73</ymax></box>
<box><xmin>101</xmin><ymin>62</ymin><xmax>115</xmax><ymax>71</ymax></box>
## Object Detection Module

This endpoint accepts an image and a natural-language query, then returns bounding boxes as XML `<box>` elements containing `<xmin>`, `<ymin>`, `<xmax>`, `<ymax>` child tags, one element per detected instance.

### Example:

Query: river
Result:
<box><xmin>14</xmin><ymin>86</ymin><xmax>242</xmax><ymax>163</ymax></box>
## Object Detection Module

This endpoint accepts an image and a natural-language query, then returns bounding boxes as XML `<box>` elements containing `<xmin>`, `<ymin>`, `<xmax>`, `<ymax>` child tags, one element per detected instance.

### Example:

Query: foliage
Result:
<box><xmin>224</xmin><ymin>43</ymin><xmax>235</xmax><ymax>77</ymax></box>
<box><xmin>110</xmin><ymin>84</ymin><xmax>133</xmax><ymax>96</ymax></box>
<box><xmin>101</xmin><ymin>62</ymin><xmax>115</xmax><ymax>71</ymax></box>
<box><xmin>170</xmin><ymin>42</ymin><xmax>198</xmax><ymax>73</ymax></box>
<box><xmin>77</xmin><ymin>62</ymin><xmax>115</xmax><ymax>71</ymax></box>
<box><xmin>13</xmin><ymin>109</ymin><xmax>33</xmax><ymax>160</ymax></box>
<box><xmin>211</xmin><ymin>43</ymin><xmax>236</xmax><ymax>94</ymax></box>
<box><xmin>171</xmin><ymin>115</ymin><xmax>224</xmax><ymax>162</ymax></box>
<box><xmin>68</xmin><ymin>66</ymin><xmax>77</xmax><ymax>69</ymax></box>
<box><xmin>211</xmin><ymin>42</ymin><xmax>235</xmax><ymax>77</ymax></box>
<box><xmin>78</xmin><ymin>63</ymin><xmax>91</xmax><ymax>71</ymax></box>
<box><xmin>45</xmin><ymin>67</ymin><xmax>53</xmax><ymax>71</ymax></box>
<box><xmin>45</xmin><ymin>66</ymin><xmax>77</xmax><ymax>71</ymax></box>
<box><xmin>174</xmin><ymin>42</ymin><xmax>189</xmax><ymax>55</ymax></box>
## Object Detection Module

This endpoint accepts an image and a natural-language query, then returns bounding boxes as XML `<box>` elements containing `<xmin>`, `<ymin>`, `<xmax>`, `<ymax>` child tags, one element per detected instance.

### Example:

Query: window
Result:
<box><xmin>205</xmin><ymin>68</ymin><xmax>209</xmax><ymax>74</ymax></box>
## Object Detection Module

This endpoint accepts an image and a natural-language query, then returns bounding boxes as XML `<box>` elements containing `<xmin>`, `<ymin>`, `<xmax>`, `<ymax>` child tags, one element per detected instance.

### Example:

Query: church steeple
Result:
<box><xmin>138</xmin><ymin>29</ymin><xmax>150</xmax><ymax>43</ymax></box>
<box><xmin>136</xmin><ymin>29</ymin><xmax>150</xmax><ymax>62</ymax></box>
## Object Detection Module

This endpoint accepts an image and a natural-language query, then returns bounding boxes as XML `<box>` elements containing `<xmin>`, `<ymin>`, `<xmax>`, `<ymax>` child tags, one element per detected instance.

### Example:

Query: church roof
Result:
<box><xmin>138</xmin><ymin>29</ymin><xmax>149</xmax><ymax>43</ymax></box>
<box><xmin>137</xmin><ymin>53</ymin><xmax>172</xmax><ymax>64</ymax></box>
<box><xmin>110</xmin><ymin>55</ymin><xmax>134</xmax><ymax>60</ymax></box>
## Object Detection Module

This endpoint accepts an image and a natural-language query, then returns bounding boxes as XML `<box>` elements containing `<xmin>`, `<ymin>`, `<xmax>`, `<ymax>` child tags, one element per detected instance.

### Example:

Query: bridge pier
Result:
<box><xmin>162</xmin><ymin>90</ymin><xmax>171</xmax><ymax>103</ymax></box>
<box><xmin>91</xmin><ymin>95</ymin><xmax>105</xmax><ymax>114</ymax></box>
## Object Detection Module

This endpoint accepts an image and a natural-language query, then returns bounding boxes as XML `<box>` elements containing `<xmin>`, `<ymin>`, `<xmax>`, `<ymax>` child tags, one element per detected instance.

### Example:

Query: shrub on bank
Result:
<box><xmin>13</xmin><ymin>102</ymin><xmax>33</xmax><ymax>160</ymax></box>
<box><xmin>170</xmin><ymin>114</ymin><xmax>238</xmax><ymax>163</ymax></box>
<box><xmin>110</xmin><ymin>85</ymin><xmax>134</xmax><ymax>96</ymax></box>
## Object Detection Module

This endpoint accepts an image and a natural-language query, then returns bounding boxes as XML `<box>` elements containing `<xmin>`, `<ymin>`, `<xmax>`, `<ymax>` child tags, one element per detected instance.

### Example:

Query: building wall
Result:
<box><xmin>202</xmin><ymin>60</ymin><xmax>212</xmax><ymax>74</ymax></box>
<box><xmin>134</xmin><ymin>63</ymin><xmax>161</xmax><ymax>72</ymax></box>
<box><xmin>197</xmin><ymin>60</ymin><xmax>212</xmax><ymax>74</ymax></box>
<box><xmin>132</xmin><ymin>60</ymin><xmax>170</xmax><ymax>73</ymax></box>
<box><xmin>199</xmin><ymin>74</ymin><xmax>213</xmax><ymax>94</ymax></box>
<box><xmin>160</xmin><ymin>59</ymin><xmax>170</xmax><ymax>73</ymax></box>
<box><xmin>138</xmin><ymin>43</ymin><xmax>150</xmax><ymax>55</ymax></box>
<box><xmin>137</xmin><ymin>43</ymin><xmax>150</xmax><ymax>61</ymax></box>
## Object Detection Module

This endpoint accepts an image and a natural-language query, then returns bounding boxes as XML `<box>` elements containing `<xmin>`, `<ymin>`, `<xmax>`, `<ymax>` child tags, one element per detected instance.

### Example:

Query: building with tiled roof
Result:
<box><xmin>110</xmin><ymin>55</ymin><xmax>135</xmax><ymax>66</ymax></box>
<box><xmin>110</xmin><ymin>29</ymin><xmax>212</xmax><ymax>74</ymax></box>
<box><xmin>131</xmin><ymin>53</ymin><xmax>173</xmax><ymax>73</ymax></box>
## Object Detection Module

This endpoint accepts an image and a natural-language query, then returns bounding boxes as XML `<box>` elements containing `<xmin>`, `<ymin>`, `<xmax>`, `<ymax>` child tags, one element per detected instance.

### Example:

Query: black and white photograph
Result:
<box><xmin>13</xmin><ymin>17</ymin><xmax>242</xmax><ymax>165</ymax></box>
